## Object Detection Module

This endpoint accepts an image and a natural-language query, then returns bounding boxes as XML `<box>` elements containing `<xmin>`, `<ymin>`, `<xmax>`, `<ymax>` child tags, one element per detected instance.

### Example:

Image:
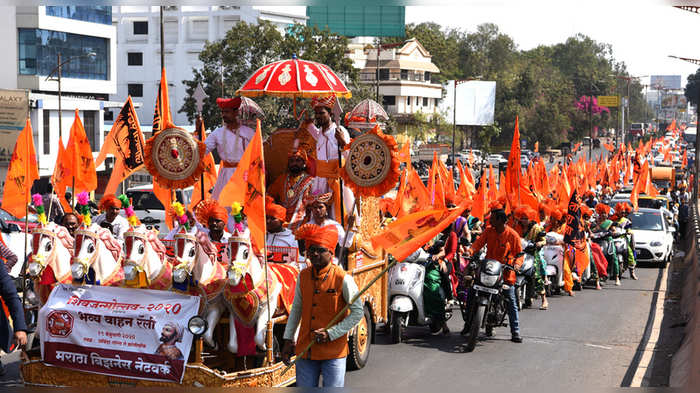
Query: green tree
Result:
<box><xmin>684</xmin><ymin>68</ymin><xmax>700</xmax><ymax>107</ymax></box>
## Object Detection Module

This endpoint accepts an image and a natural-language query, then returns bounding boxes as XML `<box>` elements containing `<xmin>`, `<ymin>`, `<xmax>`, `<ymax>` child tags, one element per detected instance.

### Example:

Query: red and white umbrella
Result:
<box><xmin>236</xmin><ymin>56</ymin><xmax>351</xmax><ymax>99</ymax></box>
<box><xmin>349</xmin><ymin>99</ymin><xmax>389</xmax><ymax>122</ymax></box>
<box><xmin>238</xmin><ymin>96</ymin><xmax>265</xmax><ymax>119</ymax></box>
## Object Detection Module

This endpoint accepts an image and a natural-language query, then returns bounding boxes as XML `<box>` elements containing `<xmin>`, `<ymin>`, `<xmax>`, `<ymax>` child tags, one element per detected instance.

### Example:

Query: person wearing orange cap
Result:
<box><xmin>282</xmin><ymin>224</ymin><xmax>363</xmax><ymax>387</ymax></box>
<box><xmin>265</xmin><ymin>198</ymin><xmax>300</xmax><ymax>265</ymax></box>
<box><xmin>94</xmin><ymin>194</ymin><xmax>130</xmax><ymax>241</ymax></box>
<box><xmin>304</xmin><ymin>95</ymin><xmax>354</xmax><ymax>221</ymax></box>
<box><xmin>267</xmin><ymin>147</ymin><xmax>315</xmax><ymax>231</ymax></box>
<box><xmin>205</xmin><ymin>97</ymin><xmax>255</xmax><ymax>199</ymax></box>
<box><xmin>612</xmin><ymin>202</ymin><xmax>637</xmax><ymax>280</ymax></box>
<box><xmin>195</xmin><ymin>199</ymin><xmax>231</xmax><ymax>242</ymax></box>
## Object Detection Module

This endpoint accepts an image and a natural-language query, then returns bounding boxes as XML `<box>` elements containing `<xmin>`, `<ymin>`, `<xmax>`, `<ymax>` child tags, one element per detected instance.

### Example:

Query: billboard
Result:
<box><xmin>661</xmin><ymin>94</ymin><xmax>688</xmax><ymax>110</ymax></box>
<box><xmin>442</xmin><ymin>81</ymin><xmax>496</xmax><ymax>126</ymax></box>
<box><xmin>306</xmin><ymin>6</ymin><xmax>405</xmax><ymax>37</ymax></box>
<box><xmin>650</xmin><ymin>75</ymin><xmax>682</xmax><ymax>90</ymax></box>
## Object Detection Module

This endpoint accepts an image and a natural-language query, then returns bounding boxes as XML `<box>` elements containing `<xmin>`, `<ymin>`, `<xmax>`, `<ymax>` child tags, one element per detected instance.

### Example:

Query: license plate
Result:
<box><xmin>473</xmin><ymin>284</ymin><xmax>499</xmax><ymax>294</ymax></box>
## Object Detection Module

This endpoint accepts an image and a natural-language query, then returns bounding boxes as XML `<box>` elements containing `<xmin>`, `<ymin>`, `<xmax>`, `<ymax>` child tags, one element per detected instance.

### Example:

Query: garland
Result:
<box><xmin>118</xmin><ymin>194</ymin><xmax>141</xmax><ymax>228</ymax></box>
<box><xmin>76</xmin><ymin>192</ymin><xmax>92</xmax><ymax>227</ymax></box>
<box><xmin>31</xmin><ymin>194</ymin><xmax>47</xmax><ymax>226</ymax></box>
<box><xmin>172</xmin><ymin>202</ymin><xmax>189</xmax><ymax>231</ymax></box>
<box><xmin>230</xmin><ymin>202</ymin><xmax>245</xmax><ymax>232</ymax></box>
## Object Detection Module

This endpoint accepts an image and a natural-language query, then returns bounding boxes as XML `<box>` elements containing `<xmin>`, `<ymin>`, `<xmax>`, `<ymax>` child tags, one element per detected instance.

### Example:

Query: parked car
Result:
<box><xmin>629</xmin><ymin>208</ymin><xmax>674</xmax><ymax>264</ymax></box>
<box><xmin>0</xmin><ymin>208</ymin><xmax>39</xmax><ymax>232</ymax></box>
<box><xmin>485</xmin><ymin>154</ymin><xmax>507</xmax><ymax>167</ymax></box>
<box><xmin>125</xmin><ymin>185</ymin><xmax>193</xmax><ymax>231</ymax></box>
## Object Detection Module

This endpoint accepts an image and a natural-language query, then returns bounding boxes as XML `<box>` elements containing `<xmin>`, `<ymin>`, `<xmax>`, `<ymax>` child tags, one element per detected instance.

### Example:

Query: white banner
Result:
<box><xmin>442</xmin><ymin>81</ymin><xmax>496</xmax><ymax>126</ymax></box>
<box><xmin>38</xmin><ymin>284</ymin><xmax>200</xmax><ymax>383</ymax></box>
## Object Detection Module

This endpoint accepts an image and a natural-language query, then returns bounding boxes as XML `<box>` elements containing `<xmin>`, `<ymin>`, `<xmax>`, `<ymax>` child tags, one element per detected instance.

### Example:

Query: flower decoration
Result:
<box><xmin>118</xmin><ymin>194</ymin><xmax>141</xmax><ymax>228</ymax></box>
<box><xmin>230</xmin><ymin>202</ymin><xmax>245</xmax><ymax>232</ymax></box>
<box><xmin>31</xmin><ymin>193</ymin><xmax>47</xmax><ymax>226</ymax></box>
<box><xmin>171</xmin><ymin>201</ymin><xmax>189</xmax><ymax>231</ymax></box>
<box><xmin>76</xmin><ymin>192</ymin><xmax>92</xmax><ymax>227</ymax></box>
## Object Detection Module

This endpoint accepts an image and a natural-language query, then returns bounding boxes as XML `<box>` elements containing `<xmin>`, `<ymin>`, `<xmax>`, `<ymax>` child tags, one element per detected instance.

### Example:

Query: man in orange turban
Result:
<box><xmin>267</xmin><ymin>146</ymin><xmax>315</xmax><ymax>231</ymax></box>
<box><xmin>282</xmin><ymin>224</ymin><xmax>363</xmax><ymax>387</ymax></box>
<box><xmin>94</xmin><ymin>194</ymin><xmax>129</xmax><ymax>241</ymax></box>
<box><xmin>195</xmin><ymin>199</ymin><xmax>231</xmax><ymax>242</ymax></box>
<box><xmin>205</xmin><ymin>96</ymin><xmax>254</xmax><ymax>199</ymax></box>
<box><xmin>266</xmin><ymin>197</ymin><xmax>299</xmax><ymax>264</ymax></box>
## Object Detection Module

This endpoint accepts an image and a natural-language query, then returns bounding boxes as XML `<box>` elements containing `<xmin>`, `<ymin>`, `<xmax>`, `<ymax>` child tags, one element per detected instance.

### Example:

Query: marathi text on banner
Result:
<box><xmin>39</xmin><ymin>284</ymin><xmax>199</xmax><ymax>383</ymax></box>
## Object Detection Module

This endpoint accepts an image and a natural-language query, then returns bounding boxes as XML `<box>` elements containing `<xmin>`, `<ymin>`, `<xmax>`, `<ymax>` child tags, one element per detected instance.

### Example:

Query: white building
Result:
<box><xmin>348</xmin><ymin>38</ymin><xmax>442</xmax><ymax>117</ymax></box>
<box><xmin>0</xmin><ymin>6</ymin><xmax>117</xmax><ymax>193</ymax></box>
<box><xmin>110</xmin><ymin>6</ymin><xmax>307</xmax><ymax>128</ymax></box>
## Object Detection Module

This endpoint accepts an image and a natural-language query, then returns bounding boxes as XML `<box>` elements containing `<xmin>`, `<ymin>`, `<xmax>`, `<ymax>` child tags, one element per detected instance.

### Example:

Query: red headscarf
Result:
<box><xmin>311</xmin><ymin>95</ymin><xmax>336</xmax><ymax>111</ymax></box>
<box><xmin>216</xmin><ymin>97</ymin><xmax>241</xmax><ymax>110</ymax></box>
<box><xmin>195</xmin><ymin>199</ymin><xmax>228</xmax><ymax>225</ymax></box>
<box><xmin>295</xmin><ymin>224</ymin><xmax>338</xmax><ymax>251</ymax></box>
<box><xmin>99</xmin><ymin>194</ymin><xmax>121</xmax><ymax>211</ymax></box>
<box><xmin>265</xmin><ymin>197</ymin><xmax>287</xmax><ymax>222</ymax></box>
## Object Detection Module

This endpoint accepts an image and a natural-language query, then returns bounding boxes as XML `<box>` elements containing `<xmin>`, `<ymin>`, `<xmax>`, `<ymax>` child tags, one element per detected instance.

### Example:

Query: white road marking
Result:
<box><xmin>631</xmin><ymin>266</ymin><xmax>669</xmax><ymax>387</ymax></box>
<box><xmin>584</xmin><ymin>343</ymin><xmax>613</xmax><ymax>350</ymax></box>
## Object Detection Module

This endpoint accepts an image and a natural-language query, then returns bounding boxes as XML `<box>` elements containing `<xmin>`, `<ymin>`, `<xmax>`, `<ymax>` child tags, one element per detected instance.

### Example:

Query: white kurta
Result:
<box><xmin>205</xmin><ymin>124</ymin><xmax>255</xmax><ymax>199</ymax></box>
<box><xmin>266</xmin><ymin>228</ymin><xmax>299</xmax><ymax>249</ymax></box>
<box><xmin>93</xmin><ymin>214</ymin><xmax>130</xmax><ymax>241</ymax></box>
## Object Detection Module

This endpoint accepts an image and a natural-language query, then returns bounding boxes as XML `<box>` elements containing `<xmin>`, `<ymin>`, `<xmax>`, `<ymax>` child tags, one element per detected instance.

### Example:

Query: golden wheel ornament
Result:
<box><xmin>144</xmin><ymin>127</ymin><xmax>207</xmax><ymax>189</ymax></box>
<box><xmin>340</xmin><ymin>125</ymin><xmax>400</xmax><ymax>198</ymax></box>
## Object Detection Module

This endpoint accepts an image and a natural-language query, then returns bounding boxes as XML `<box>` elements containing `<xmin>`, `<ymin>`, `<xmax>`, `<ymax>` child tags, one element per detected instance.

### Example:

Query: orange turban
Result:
<box><xmin>596</xmin><ymin>203</ymin><xmax>611</xmax><ymax>216</ymax></box>
<box><xmin>216</xmin><ymin>97</ymin><xmax>241</xmax><ymax>109</ymax></box>
<box><xmin>379</xmin><ymin>197</ymin><xmax>395</xmax><ymax>214</ymax></box>
<box><xmin>550</xmin><ymin>209</ymin><xmax>563</xmax><ymax>221</ymax></box>
<box><xmin>99</xmin><ymin>194</ymin><xmax>121</xmax><ymax>211</ymax></box>
<box><xmin>514</xmin><ymin>205</ymin><xmax>538</xmax><ymax>222</ymax></box>
<box><xmin>303</xmin><ymin>191</ymin><xmax>333</xmax><ymax>208</ymax></box>
<box><xmin>195</xmin><ymin>199</ymin><xmax>228</xmax><ymax>225</ymax></box>
<box><xmin>580</xmin><ymin>205</ymin><xmax>593</xmax><ymax>218</ymax></box>
<box><xmin>295</xmin><ymin>224</ymin><xmax>338</xmax><ymax>252</ymax></box>
<box><xmin>488</xmin><ymin>200</ymin><xmax>504</xmax><ymax>212</ymax></box>
<box><xmin>265</xmin><ymin>197</ymin><xmax>287</xmax><ymax>222</ymax></box>
<box><xmin>311</xmin><ymin>95</ymin><xmax>336</xmax><ymax>111</ymax></box>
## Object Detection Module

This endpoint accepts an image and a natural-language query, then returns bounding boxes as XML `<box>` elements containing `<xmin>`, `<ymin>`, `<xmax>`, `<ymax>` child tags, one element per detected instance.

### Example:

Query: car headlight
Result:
<box><xmin>480</xmin><ymin>272</ymin><xmax>498</xmax><ymax>287</ymax></box>
<box><xmin>173</xmin><ymin>268</ymin><xmax>188</xmax><ymax>283</ymax></box>
<box><xmin>71</xmin><ymin>263</ymin><xmax>85</xmax><ymax>279</ymax></box>
<box><xmin>27</xmin><ymin>262</ymin><xmax>43</xmax><ymax>277</ymax></box>
<box><xmin>650</xmin><ymin>241</ymin><xmax>663</xmax><ymax>247</ymax></box>
<box><xmin>123</xmin><ymin>265</ymin><xmax>137</xmax><ymax>281</ymax></box>
<box><xmin>188</xmin><ymin>316</ymin><xmax>208</xmax><ymax>336</ymax></box>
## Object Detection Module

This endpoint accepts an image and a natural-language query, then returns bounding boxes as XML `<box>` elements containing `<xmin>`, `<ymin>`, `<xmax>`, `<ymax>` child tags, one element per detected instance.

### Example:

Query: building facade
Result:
<box><xmin>348</xmin><ymin>38</ymin><xmax>442</xmax><ymax>118</ymax></box>
<box><xmin>0</xmin><ymin>6</ymin><xmax>117</xmax><ymax>194</ymax></box>
<box><xmin>110</xmin><ymin>6</ymin><xmax>307</xmax><ymax>128</ymax></box>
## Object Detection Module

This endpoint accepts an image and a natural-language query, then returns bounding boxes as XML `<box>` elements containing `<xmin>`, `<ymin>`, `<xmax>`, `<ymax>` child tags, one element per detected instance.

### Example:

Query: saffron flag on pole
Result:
<box><xmin>504</xmin><ymin>116</ymin><xmax>522</xmax><ymax>205</ymax></box>
<box><xmin>189</xmin><ymin>116</ymin><xmax>218</xmax><ymax>210</ymax></box>
<box><xmin>394</xmin><ymin>165</ymin><xmax>431</xmax><ymax>217</ymax></box>
<box><xmin>219</xmin><ymin>119</ymin><xmax>266</xmax><ymax>253</ymax></box>
<box><xmin>471</xmin><ymin>169</ymin><xmax>488</xmax><ymax>222</ymax></box>
<box><xmin>397</xmin><ymin>141</ymin><xmax>411</xmax><ymax>164</ymax></box>
<box><xmin>64</xmin><ymin>109</ymin><xmax>97</xmax><ymax>194</ymax></box>
<box><xmin>51</xmin><ymin>137</ymin><xmax>72</xmax><ymax>212</ymax></box>
<box><xmin>1</xmin><ymin>118</ymin><xmax>39</xmax><ymax>218</ymax></box>
<box><xmin>150</xmin><ymin>68</ymin><xmax>175</xmax><ymax>228</ymax></box>
<box><xmin>96</xmin><ymin>96</ymin><xmax>146</xmax><ymax>195</ymax></box>
<box><xmin>427</xmin><ymin>152</ymin><xmax>446</xmax><ymax>210</ymax></box>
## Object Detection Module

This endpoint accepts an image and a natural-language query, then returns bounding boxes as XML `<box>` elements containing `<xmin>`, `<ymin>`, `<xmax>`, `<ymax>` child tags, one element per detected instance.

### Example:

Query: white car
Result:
<box><xmin>629</xmin><ymin>208</ymin><xmax>674</xmax><ymax>264</ymax></box>
<box><xmin>520</xmin><ymin>154</ymin><xmax>530</xmax><ymax>168</ymax></box>
<box><xmin>461</xmin><ymin>149</ymin><xmax>484</xmax><ymax>166</ymax></box>
<box><xmin>485</xmin><ymin>154</ymin><xmax>507</xmax><ymax>167</ymax></box>
<box><xmin>126</xmin><ymin>184</ymin><xmax>193</xmax><ymax>231</ymax></box>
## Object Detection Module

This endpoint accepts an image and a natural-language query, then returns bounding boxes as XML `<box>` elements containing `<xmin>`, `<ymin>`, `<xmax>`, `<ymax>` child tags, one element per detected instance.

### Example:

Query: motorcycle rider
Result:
<box><xmin>580</xmin><ymin>205</ymin><xmax>602</xmax><ymax>290</ymax></box>
<box><xmin>424</xmin><ymin>225</ymin><xmax>457</xmax><ymax>335</ymax></box>
<box><xmin>465</xmin><ymin>205</ymin><xmax>524</xmax><ymax>343</ymax></box>
<box><xmin>593</xmin><ymin>203</ymin><xmax>621</xmax><ymax>286</ymax></box>
<box><xmin>513</xmin><ymin>205</ymin><xmax>548</xmax><ymax>310</ymax></box>
<box><xmin>613</xmin><ymin>202</ymin><xmax>638</xmax><ymax>280</ymax></box>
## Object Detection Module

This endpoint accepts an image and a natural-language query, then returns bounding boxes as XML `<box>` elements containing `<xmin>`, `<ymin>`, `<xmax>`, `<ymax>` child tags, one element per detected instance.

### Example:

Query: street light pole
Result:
<box><xmin>57</xmin><ymin>53</ymin><xmax>62</xmax><ymax>140</ymax></box>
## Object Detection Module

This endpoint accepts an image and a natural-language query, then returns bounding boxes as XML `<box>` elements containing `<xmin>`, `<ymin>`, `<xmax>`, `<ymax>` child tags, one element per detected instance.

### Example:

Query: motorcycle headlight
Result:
<box><xmin>27</xmin><ymin>262</ymin><xmax>43</xmax><ymax>277</ymax></box>
<box><xmin>173</xmin><ymin>268</ymin><xmax>188</xmax><ymax>283</ymax></box>
<box><xmin>650</xmin><ymin>241</ymin><xmax>663</xmax><ymax>247</ymax></box>
<box><xmin>480</xmin><ymin>272</ymin><xmax>499</xmax><ymax>287</ymax></box>
<box><xmin>484</xmin><ymin>260</ymin><xmax>500</xmax><ymax>275</ymax></box>
<box><xmin>71</xmin><ymin>263</ymin><xmax>85</xmax><ymax>279</ymax></box>
<box><xmin>123</xmin><ymin>265</ymin><xmax>137</xmax><ymax>281</ymax></box>
<box><xmin>187</xmin><ymin>316</ymin><xmax>208</xmax><ymax>336</ymax></box>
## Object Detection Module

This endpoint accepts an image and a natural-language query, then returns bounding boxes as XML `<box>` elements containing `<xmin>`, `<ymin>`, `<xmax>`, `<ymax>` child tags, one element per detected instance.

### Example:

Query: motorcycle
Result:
<box><xmin>515</xmin><ymin>240</ymin><xmax>537</xmax><ymax>310</ymax></box>
<box><xmin>387</xmin><ymin>248</ymin><xmax>452</xmax><ymax>343</ymax></box>
<box><xmin>462</xmin><ymin>254</ymin><xmax>519</xmax><ymax>352</ymax></box>
<box><xmin>541</xmin><ymin>232</ymin><xmax>565</xmax><ymax>295</ymax></box>
<box><xmin>611</xmin><ymin>228</ymin><xmax>629</xmax><ymax>277</ymax></box>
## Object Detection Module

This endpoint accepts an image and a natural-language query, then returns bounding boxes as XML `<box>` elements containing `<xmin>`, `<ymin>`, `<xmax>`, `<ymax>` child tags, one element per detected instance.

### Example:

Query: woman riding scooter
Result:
<box><xmin>424</xmin><ymin>225</ymin><xmax>457</xmax><ymax>335</ymax></box>
<box><xmin>593</xmin><ymin>203</ymin><xmax>622</xmax><ymax>286</ymax></box>
<box><xmin>513</xmin><ymin>205</ymin><xmax>549</xmax><ymax>310</ymax></box>
<box><xmin>613</xmin><ymin>202</ymin><xmax>638</xmax><ymax>280</ymax></box>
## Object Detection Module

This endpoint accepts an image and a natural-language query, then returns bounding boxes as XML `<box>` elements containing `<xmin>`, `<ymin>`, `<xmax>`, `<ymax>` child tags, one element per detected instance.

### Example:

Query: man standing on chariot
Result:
<box><xmin>267</xmin><ymin>147</ymin><xmax>314</xmax><ymax>230</ymax></box>
<box><xmin>205</xmin><ymin>97</ymin><xmax>255</xmax><ymax>200</ymax></box>
<box><xmin>93</xmin><ymin>194</ymin><xmax>129</xmax><ymax>241</ymax></box>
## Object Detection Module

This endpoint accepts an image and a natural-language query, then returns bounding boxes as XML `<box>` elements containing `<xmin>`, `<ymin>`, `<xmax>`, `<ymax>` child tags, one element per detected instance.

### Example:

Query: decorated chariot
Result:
<box><xmin>19</xmin><ymin>58</ymin><xmax>399</xmax><ymax>387</ymax></box>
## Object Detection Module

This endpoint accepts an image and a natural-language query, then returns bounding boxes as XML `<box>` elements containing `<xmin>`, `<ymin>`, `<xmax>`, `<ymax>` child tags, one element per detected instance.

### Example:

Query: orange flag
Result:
<box><xmin>97</xmin><ymin>96</ymin><xmax>146</xmax><ymax>195</ymax></box>
<box><xmin>471</xmin><ymin>170</ymin><xmax>488</xmax><ymax>222</ymax></box>
<box><xmin>488</xmin><ymin>164</ymin><xmax>498</xmax><ymax>203</ymax></box>
<box><xmin>557</xmin><ymin>168</ymin><xmax>571</xmax><ymax>210</ymax></box>
<box><xmin>150</xmin><ymin>68</ymin><xmax>175</xmax><ymax>227</ymax></box>
<box><xmin>394</xmin><ymin>165</ymin><xmax>432</xmax><ymax>217</ymax></box>
<box><xmin>51</xmin><ymin>137</ymin><xmax>72</xmax><ymax>212</ymax></box>
<box><xmin>1</xmin><ymin>118</ymin><xmax>39</xmax><ymax>218</ymax></box>
<box><xmin>219</xmin><ymin>119</ymin><xmax>266</xmax><ymax>252</ymax></box>
<box><xmin>427</xmin><ymin>152</ymin><xmax>446</xmax><ymax>210</ymax></box>
<box><xmin>456</xmin><ymin>161</ymin><xmax>476</xmax><ymax>201</ymax></box>
<box><xmin>631</xmin><ymin>159</ymin><xmax>649</xmax><ymax>211</ymax></box>
<box><xmin>534</xmin><ymin>141</ymin><xmax>539</xmax><ymax>153</ymax></box>
<box><xmin>682</xmin><ymin>149</ymin><xmax>688</xmax><ymax>168</ymax></box>
<box><xmin>438</xmin><ymin>158</ymin><xmax>457</xmax><ymax>204</ymax></box>
<box><xmin>189</xmin><ymin>116</ymin><xmax>218</xmax><ymax>210</ymax></box>
<box><xmin>397</xmin><ymin>142</ymin><xmax>411</xmax><ymax>164</ymax></box>
<box><xmin>504</xmin><ymin>116</ymin><xmax>522</xmax><ymax>204</ymax></box>
<box><xmin>603</xmin><ymin>142</ymin><xmax>615</xmax><ymax>152</ymax></box>
<box><xmin>64</xmin><ymin>109</ymin><xmax>97</xmax><ymax>194</ymax></box>
<box><xmin>535</xmin><ymin>159</ymin><xmax>550</xmax><ymax>198</ymax></box>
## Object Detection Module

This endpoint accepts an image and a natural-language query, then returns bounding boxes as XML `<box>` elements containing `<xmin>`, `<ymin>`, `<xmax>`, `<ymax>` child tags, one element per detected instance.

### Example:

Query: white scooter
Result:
<box><xmin>388</xmin><ymin>248</ymin><xmax>450</xmax><ymax>343</ymax></box>
<box><xmin>542</xmin><ymin>232</ymin><xmax>565</xmax><ymax>295</ymax></box>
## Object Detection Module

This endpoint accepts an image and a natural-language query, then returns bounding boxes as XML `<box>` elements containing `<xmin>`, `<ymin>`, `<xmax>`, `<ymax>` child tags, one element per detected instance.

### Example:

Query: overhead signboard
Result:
<box><xmin>661</xmin><ymin>94</ymin><xmax>688</xmax><ymax>109</ymax></box>
<box><xmin>441</xmin><ymin>80</ymin><xmax>496</xmax><ymax>126</ymax></box>
<box><xmin>306</xmin><ymin>6</ymin><xmax>405</xmax><ymax>37</ymax></box>
<box><xmin>650</xmin><ymin>75</ymin><xmax>682</xmax><ymax>90</ymax></box>
<box><xmin>0</xmin><ymin>89</ymin><xmax>28</xmax><ymax>131</ymax></box>
<box><xmin>597</xmin><ymin>95</ymin><xmax>619</xmax><ymax>107</ymax></box>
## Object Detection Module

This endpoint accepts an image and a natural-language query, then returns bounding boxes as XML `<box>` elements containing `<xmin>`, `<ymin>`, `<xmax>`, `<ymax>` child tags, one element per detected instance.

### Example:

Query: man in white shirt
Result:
<box><xmin>304</xmin><ymin>192</ymin><xmax>353</xmax><ymax>251</ymax></box>
<box><xmin>305</xmin><ymin>95</ymin><xmax>354</xmax><ymax>221</ymax></box>
<box><xmin>265</xmin><ymin>198</ymin><xmax>300</xmax><ymax>267</ymax></box>
<box><xmin>205</xmin><ymin>97</ymin><xmax>255</xmax><ymax>200</ymax></box>
<box><xmin>93</xmin><ymin>194</ymin><xmax>130</xmax><ymax>241</ymax></box>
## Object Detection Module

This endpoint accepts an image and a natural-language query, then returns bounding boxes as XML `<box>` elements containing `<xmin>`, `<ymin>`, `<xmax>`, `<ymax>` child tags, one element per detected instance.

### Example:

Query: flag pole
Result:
<box><xmin>258</xmin><ymin>120</ymin><xmax>274</xmax><ymax>365</ymax></box>
<box><xmin>197</xmin><ymin>115</ymin><xmax>205</xmax><ymax>202</ymax></box>
<box><xmin>21</xmin><ymin>117</ymin><xmax>31</xmax><ymax>329</ymax></box>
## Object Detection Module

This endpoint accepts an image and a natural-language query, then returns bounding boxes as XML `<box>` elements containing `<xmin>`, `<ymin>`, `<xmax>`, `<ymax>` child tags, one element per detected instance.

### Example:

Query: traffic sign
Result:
<box><xmin>597</xmin><ymin>95</ymin><xmax>620</xmax><ymax>107</ymax></box>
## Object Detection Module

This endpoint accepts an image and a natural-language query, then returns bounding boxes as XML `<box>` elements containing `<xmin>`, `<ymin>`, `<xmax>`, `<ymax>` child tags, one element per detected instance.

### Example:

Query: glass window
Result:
<box><xmin>45</xmin><ymin>6</ymin><xmax>111</xmax><ymax>25</ymax></box>
<box><xmin>127</xmin><ymin>52</ymin><xmax>143</xmax><ymax>66</ymax></box>
<box><xmin>423</xmin><ymin>97</ymin><xmax>429</xmax><ymax>106</ymax></box>
<box><xmin>383</xmin><ymin>96</ymin><xmax>396</xmax><ymax>106</ymax></box>
<box><xmin>400</xmin><ymin>69</ymin><xmax>408</xmax><ymax>80</ymax></box>
<box><xmin>128</xmin><ymin>84</ymin><xmax>143</xmax><ymax>97</ymax></box>
<box><xmin>18</xmin><ymin>29</ymin><xmax>109</xmax><ymax>80</ymax></box>
<box><xmin>379</xmin><ymin>69</ymin><xmax>389</xmax><ymax>80</ymax></box>
<box><xmin>424</xmin><ymin>71</ymin><xmax>431</xmax><ymax>82</ymax></box>
<box><xmin>83</xmin><ymin>111</ymin><xmax>97</xmax><ymax>152</ymax></box>
<box><xmin>43</xmin><ymin>110</ymin><xmax>50</xmax><ymax>154</ymax></box>
<box><xmin>133</xmin><ymin>21</ymin><xmax>148</xmax><ymax>35</ymax></box>
<box><xmin>406</xmin><ymin>96</ymin><xmax>411</xmax><ymax>106</ymax></box>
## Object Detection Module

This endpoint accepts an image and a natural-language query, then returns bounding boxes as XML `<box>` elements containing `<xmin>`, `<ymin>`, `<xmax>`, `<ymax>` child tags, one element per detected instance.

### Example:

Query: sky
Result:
<box><xmin>258</xmin><ymin>0</ymin><xmax>700</xmax><ymax>89</ymax></box>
